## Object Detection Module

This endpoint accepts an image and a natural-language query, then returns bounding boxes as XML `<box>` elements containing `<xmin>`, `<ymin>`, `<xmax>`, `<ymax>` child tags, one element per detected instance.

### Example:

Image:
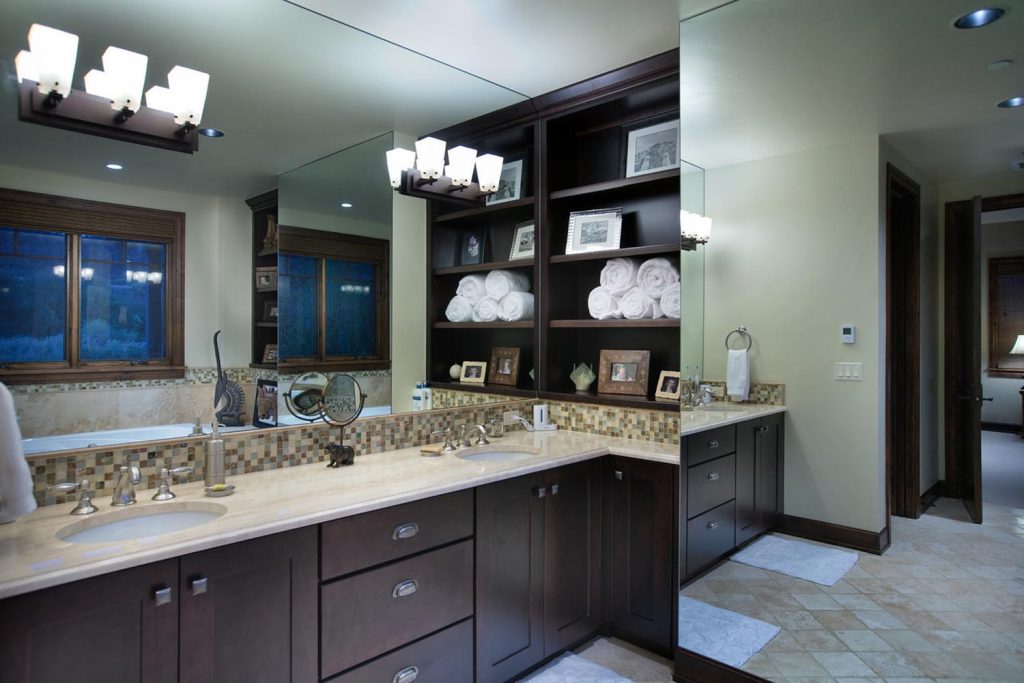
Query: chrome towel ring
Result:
<box><xmin>725</xmin><ymin>325</ymin><xmax>752</xmax><ymax>351</ymax></box>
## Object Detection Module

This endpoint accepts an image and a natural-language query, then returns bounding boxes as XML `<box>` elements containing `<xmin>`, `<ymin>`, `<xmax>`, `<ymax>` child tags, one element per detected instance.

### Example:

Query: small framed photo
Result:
<box><xmin>253</xmin><ymin>378</ymin><xmax>278</xmax><ymax>428</ymax></box>
<box><xmin>566</xmin><ymin>208</ymin><xmax>623</xmax><ymax>255</ymax></box>
<box><xmin>262</xmin><ymin>300</ymin><xmax>278</xmax><ymax>323</ymax></box>
<box><xmin>509</xmin><ymin>222</ymin><xmax>535</xmax><ymax>261</ymax></box>
<box><xmin>625</xmin><ymin>119</ymin><xmax>680</xmax><ymax>178</ymax></box>
<box><xmin>597</xmin><ymin>349</ymin><xmax>651</xmax><ymax>397</ymax></box>
<box><xmin>459</xmin><ymin>228</ymin><xmax>487</xmax><ymax>266</ymax></box>
<box><xmin>488</xmin><ymin>346</ymin><xmax>521</xmax><ymax>386</ymax></box>
<box><xmin>262</xmin><ymin>344</ymin><xmax>279</xmax><ymax>364</ymax></box>
<box><xmin>485</xmin><ymin>158</ymin><xmax>524</xmax><ymax>206</ymax></box>
<box><xmin>255</xmin><ymin>266</ymin><xmax>277</xmax><ymax>291</ymax></box>
<box><xmin>460</xmin><ymin>360</ymin><xmax>487</xmax><ymax>384</ymax></box>
<box><xmin>655</xmin><ymin>370</ymin><xmax>682</xmax><ymax>401</ymax></box>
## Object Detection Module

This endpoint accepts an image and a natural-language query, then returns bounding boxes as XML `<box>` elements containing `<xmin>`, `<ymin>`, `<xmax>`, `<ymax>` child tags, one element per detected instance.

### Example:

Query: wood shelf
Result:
<box><xmin>434</xmin><ymin>321</ymin><xmax>534</xmax><ymax>329</ymax></box>
<box><xmin>539</xmin><ymin>390</ymin><xmax>680</xmax><ymax>413</ymax></box>
<box><xmin>433</xmin><ymin>197</ymin><xmax>535</xmax><ymax>223</ymax></box>
<box><xmin>434</xmin><ymin>259</ymin><xmax>534</xmax><ymax>276</ymax></box>
<box><xmin>549</xmin><ymin>318</ymin><xmax>679</xmax><ymax>329</ymax></box>
<box><xmin>256</xmin><ymin>322</ymin><xmax>278</xmax><ymax>328</ymax></box>
<box><xmin>429</xmin><ymin>381</ymin><xmax>537</xmax><ymax>398</ymax></box>
<box><xmin>248</xmin><ymin>362</ymin><xmax>276</xmax><ymax>370</ymax></box>
<box><xmin>549</xmin><ymin>243</ymin><xmax>679</xmax><ymax>264</ymax></box>
<box><xmin>548</xmin><ymin>169</ymin><xmax>680</xmax><ymax>201</ymax></box>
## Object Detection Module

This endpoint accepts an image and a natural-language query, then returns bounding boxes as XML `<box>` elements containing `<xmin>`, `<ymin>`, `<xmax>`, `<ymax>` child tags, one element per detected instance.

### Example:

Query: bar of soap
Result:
<box><xmin>420</xmin><ymin>443</ymin><xmax>444</xmax><ymax>455</ymax></box>
<box><xmin>209</xmin><ymin>484</ymin><xmax>228</xmax><ymax>491</ymax></box>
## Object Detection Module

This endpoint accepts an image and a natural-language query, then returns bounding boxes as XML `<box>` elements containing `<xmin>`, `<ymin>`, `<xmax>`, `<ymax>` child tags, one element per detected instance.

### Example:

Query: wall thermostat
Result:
<box><xmin>841</xmin><ymin>324</ymin><xmax>856</xmax><ymax>344</ymax></box>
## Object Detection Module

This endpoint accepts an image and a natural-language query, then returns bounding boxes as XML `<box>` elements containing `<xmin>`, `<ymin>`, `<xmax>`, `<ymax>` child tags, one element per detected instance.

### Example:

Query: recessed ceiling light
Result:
<box><xmin>198</xmin><ymin>127</ymin><xmax>224</xmax><ymax>138</ymax></box>
<box><xmin>997</xmin><ymin>96</ymin><xmax>1024</xmax><ymax>108</ymax></box>
<box><xmin>106</xmin><ymin>163</ymin><xmax>123</xmax><ymax>170</ymax></box>
<box><xmin>988</xmin><ymin>59</ymin><xmax>1013</xmax><ymax>71</ymax></box>
<box><xmin>954</xmin><ymin>8</ymin><xmax>1005</xmax><ymax>28</ymax></box>
<box><xmin>340</xmin><ymin>202</ymin><xmax>353</xmax><ymax>208</ymax></box>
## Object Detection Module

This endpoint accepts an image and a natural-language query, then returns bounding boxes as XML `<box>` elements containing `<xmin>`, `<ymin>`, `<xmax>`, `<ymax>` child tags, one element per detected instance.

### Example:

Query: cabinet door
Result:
<box><xmin>476</xmin><ymin>473</ymin><xmax>546</xmax><ymax>683</ymax></box>
<box><xmin>757</xmin><ymin>412</ymin><xmax>784</xmax><ymax>529</ymax></box>
<box><xmin>0</xmin><ymin>560</ymin><xmax>178</xmax><ymax>683</ymax></box>
<box><xmin>544</xmin><ymin>460</ymin><xmax>603</xmax><ymax>655</ymax></box>
<box><xmin>610</xmin><ymin>456</ymin><xmax>676</xmax><ymax>654</ymax></box>
<box><xmin>179</xmin><ymin>527</ymin><xmax>317</xmax><ymax>683</ymax></box>
<box><xmin>735</xmin><ymin>419</ymin><xmax>759</xmax><ymax>546</ymax></box>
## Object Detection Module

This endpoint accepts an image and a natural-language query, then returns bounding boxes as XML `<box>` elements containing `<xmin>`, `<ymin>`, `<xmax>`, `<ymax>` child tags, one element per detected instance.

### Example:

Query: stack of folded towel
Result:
<box><xmin>588</xmin><ymin>257</ymin><xmax>680</xmax><ymax>320</ymax></box>
<box><xmin>445</xmin><ymin>270</ymin><xmax>534</xmax><ymax>322</ymax></box>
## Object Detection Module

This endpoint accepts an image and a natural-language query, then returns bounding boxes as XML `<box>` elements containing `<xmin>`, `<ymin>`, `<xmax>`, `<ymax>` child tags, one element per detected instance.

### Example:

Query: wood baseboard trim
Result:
<box><xmin>775</xmin><ymin>514</ymin><xmax>889</xmax><ymax>555</ymax></box>
<box><xmin>673</xmin><ymin>647</ymin><xmax>768</xmax><ymax>682</ymax></box>
<box><xmin>981</xmin><ymin>421</ymin><xmax>1020</xmax><ymax>434</ymax></box>
<box><xmin>920</xmin><ymin>480</ymin><xmax>945</xmax><ymax>512</ymax></box>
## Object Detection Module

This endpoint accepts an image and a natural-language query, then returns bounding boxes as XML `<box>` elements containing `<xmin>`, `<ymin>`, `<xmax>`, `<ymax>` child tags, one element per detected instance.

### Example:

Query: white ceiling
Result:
<box><xmin>680</xmin><ymin>0</ymin><xmax>1024</xmax><ymax>183</ymax></box>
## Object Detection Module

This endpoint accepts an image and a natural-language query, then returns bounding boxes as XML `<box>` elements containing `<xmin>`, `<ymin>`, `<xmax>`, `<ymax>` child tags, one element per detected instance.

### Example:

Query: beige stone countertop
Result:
<box><xmin>0</xmin><ymin>405</ymin><xmax>784</xmax><ymax>600</ymax></box>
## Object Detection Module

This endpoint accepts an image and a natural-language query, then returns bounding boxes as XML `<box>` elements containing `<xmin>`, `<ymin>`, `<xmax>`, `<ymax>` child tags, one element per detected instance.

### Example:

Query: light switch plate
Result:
<box><xmin>834</xmin><ymin>362</ymin><xmax>863</xmax><ymax>381</ymax></box>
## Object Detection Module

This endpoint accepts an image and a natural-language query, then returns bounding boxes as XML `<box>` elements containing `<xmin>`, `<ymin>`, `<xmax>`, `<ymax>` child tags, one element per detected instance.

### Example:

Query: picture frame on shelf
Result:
<box><xmin>488</xmin><ymin>346</ymin><xmax>521</xmax><ymax>386</ymax></box>
<box><xmin>509</xmin><ymin>221</ymin><xmax>535</xmax><ymax>261</ymax></box>
<box><xmin>255</xmin><ymin>266</ymin><xmax>278</xmax><ymax>291</ymax></box>
<box><xmin>654</xmin><ymin>370</ymin><xmax>681</xmax><ymax>400</ymax></box>
<box><xmin>624</xmin><ymin>119</ymin><xmax>679</xmax><ymax>178</ymax></box>
<box><xmin>458</xmin><ymin>228</ymin><xmax>487</xmax><ymax>266</ymax></box>
<box><xmin>597</xmin><ymin>349</ymin><xmax>651</xmax><ymax>396</ymax></box>
<box><xmin>566</xmin><ymin>208</ymin><xmax>623</xmax><ymax>255</ymax></box>
<box><xmin>261</xmin><ymin>344</ymin><xmax>279</xmax><ymax>364</ymax></box>
<box><xmin>460</xmin><ymin>360</ymin><xmax>487</xmax><ymax>384</ymax></box>
<box><xmin>262</xmin><ymin>300</ymin><xmax>278</xmax><ymax>323</ymax></box>
<box><xmin>485</xmin><ymin>158</ymin><xmax>524</xmax><ymax>206</ymax></box>
<box><xmin>253</xmin><ymin>378</ymin><xmax>278</xmax><ymax>428</ymax></box>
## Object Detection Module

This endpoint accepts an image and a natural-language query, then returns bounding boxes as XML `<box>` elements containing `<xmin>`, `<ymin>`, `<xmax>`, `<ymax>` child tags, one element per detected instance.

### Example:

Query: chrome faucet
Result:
<box><xmin>49</xmin><ymin>479</ymin><xmax>98</xmax><ymax>515</ymax></box>
<box><xmin>152</xmin><ymin>466</ymin><xmax>194</xmax><ymax>501</ymax></box>
<box><xmin>111</xmin><ymin>462</ymin><xmax>141</xmax><ymax>507</ymax></box>
<box><xmin>432</xmin><ymin>427</ymin><xmax>458</xmax><ymax>452</ymax></box>
<box><xmin>460</xmin><ymin>424</ymin><xmax>490</xmax><ymax>447</ymax></box>
<box><xmin>190</xmin><ymin>416</ymin><xmax>205</xmax><ymax>436</ymax></box>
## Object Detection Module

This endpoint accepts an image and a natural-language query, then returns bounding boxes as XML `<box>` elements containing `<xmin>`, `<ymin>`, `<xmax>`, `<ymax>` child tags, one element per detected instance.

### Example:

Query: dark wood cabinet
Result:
<box><xmin>0</xmin><ymin>560</ymin><xmax>178</xmax><ymax>683</ymax></box>
<box><xmin>245</xmin><ymin>189</ymin><xmax>278</xmax><ymax>369</ymax></box>
<box><xmin>735</xmin><ymin>413</ymin><xmax>784</xmax><ymax>547</ymax></box>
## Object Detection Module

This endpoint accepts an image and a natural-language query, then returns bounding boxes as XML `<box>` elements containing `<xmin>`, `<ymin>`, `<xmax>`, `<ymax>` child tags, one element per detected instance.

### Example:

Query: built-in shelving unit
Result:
<box><xmin>433</xmin><ymin>259</ymin><xmax>534</xmax><ymax>276</ymax></box>
<box><xmin>245</xmin><ymin>190</ymin><xmax>278</xmax><ymax>370</ymax></box>
<box><xmin>434</xmin><ymin>321</ymin><xmax>534</xmax><ymax>329</ymax></box>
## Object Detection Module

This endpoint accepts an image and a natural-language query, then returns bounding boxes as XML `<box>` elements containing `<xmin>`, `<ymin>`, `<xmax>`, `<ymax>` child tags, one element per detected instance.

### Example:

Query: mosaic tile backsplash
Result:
<box><xmin>702</xmin><ymin>381</ymin><xmax>785</xmax><ymax>406</ymax></box>
<box><xmin>430</xmin><ymin>387</ymin><xmax>521</xmax><ymax>409</ymax></box>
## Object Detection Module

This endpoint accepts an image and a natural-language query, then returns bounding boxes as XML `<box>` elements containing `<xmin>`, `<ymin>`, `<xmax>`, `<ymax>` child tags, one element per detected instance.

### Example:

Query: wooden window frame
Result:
<box><xmin>278</xmin><ymin>225</ymin><xmax>390</xmax><ymax>374</ymax></box>
<box><xmin>0</xmin><ymin>188</ymin><xmax>185</xmax><ymax>384</ymax></box>
<box><xmin>987</xmin><ymin>255</ymin><xmax>1024</xmax><ymax>378</ymax></box>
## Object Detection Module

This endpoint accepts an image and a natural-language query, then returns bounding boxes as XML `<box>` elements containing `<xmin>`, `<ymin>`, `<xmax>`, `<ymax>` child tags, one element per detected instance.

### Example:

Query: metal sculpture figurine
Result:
<box><xmin>213</xmin><ymin>330</ymin><xmax>245</xmax><ymax>426</ymax></box>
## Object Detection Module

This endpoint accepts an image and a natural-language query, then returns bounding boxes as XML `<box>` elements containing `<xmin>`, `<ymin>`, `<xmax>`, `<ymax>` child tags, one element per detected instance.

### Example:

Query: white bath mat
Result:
<box><xmin>520</xmin><ymin>653</ymin><xmax>631</xmax><ymax>682</ymax></box>
<box><xmin>678</xmin><ymin>596</ymin><xmax>780</xmax><ymax>669</ymax></box>
<box><xmin>731</xmin><ymin>534</ymin><xmax>858</xmax><ymax>586</ymax></box>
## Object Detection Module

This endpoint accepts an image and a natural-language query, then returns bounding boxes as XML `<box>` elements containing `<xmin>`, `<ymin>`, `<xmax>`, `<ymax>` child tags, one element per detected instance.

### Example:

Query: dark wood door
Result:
<box><xmin>178</xmin><ymin>527</ymin><xmax>317</xmax><ymax>683</ymax></box>
<box><xmin>735</xmin><ymin>421</ymin><xmax>758</xmax><ymax>546</ymax></box>
<box><xmin>476</xmin><ymin>472</ymin><xmax>546</xmax><ymax>683</ymax></box>
<box><xmin>543</xmin><ymin>460</ymin><xmax>603</xmax><ymax>655</ymax></box>
<box><xmin>0</xmin><ymin>559</ymin><xmax>178</xmax><ymax>683</ymax></box>
<box><xmin>945</xmin><ymin>195</ymin><xmax>984</xmax><ymax>523</ymax></box>
<box><xmin>610</xmin><ymin>456</ymin><xmax>676</xmax><ymax>655</ymax></box>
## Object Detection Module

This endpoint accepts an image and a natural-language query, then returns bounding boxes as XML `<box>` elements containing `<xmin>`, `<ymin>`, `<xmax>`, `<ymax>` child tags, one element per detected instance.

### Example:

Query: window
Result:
<box><xmin>279</xmin><ymin>226</ymin><xmax>389</xmax><ymax>372</ymax></box>
<box><xmin>0</xmin><ymin>189</ymin><xmax>184</xmax><ymax>383</ymax></box>
<box><xmin>988</xmin><ymin>255</ymin><xmax>1024</xmax><ymax>376</ymax></box>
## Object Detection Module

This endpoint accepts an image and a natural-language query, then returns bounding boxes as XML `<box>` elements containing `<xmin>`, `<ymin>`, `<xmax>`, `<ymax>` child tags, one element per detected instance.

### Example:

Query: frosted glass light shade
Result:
<box><xmin>680</xmin><ymin>210</ymin><xmax>712</xmax><ymax>243</ymax></box>
<box><xmin>146</xmin><ymin>65</ymin><xmax>209</xmax><ymax>125</ymax></box>
<box><xmin>415</xmin><ymin>137</ymin><xmax>446</xmax><ymax>179</ymax></box>
<box><xmin>22</xmin><ymin>24</ymin><xmax>79</xmax><ymax>97</ymax></box>
<box><xmin>84</xmin><ymin>46</ymin><xmax>149</xmax><ymax>112</ymax></box>
<box><xmin>447</xmin><ymin>145</ymin><xmax>477</xmax><ymax>187</ymax></box>
<box><xmin>15</xmin><ymin>50</ymin><xmax>39</xmax><ymax>84</ymax></box>
<box><xmin>1011</xmin><ymin>334</ymin><xmax>1024</xmax><ymax>355</ymax></box>
<box><xmin>386</xmin><ymin>147</ymin><xmax>416</xmax><ymax>188</ymax></box>
<box><xmin>475</xmin><ymin>154</ymin><xmax>504</xmax><ymax>193</ymax></box>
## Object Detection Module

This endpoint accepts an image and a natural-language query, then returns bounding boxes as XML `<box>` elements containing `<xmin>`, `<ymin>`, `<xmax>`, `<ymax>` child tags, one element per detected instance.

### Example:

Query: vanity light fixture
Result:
<box><xmin>1011</xmin><ymin>334</ymin><xmax>1024</xmax><ymax>355</ymax></box>
<box><xmin>386</xmin><ymin>140</ymin><xmax>504</xmax><ymax>206</ymax></box>
<box><xmin>198</xmin><ymin>127</ymin><xmax>224</xmax><ymax>138</ymax></box>
<box><xmin>680</xmin><ymin>209</ymin><xmax>712</xmax><ymax>250</ymax></box>
<box><xmin>105</xmin><ymin>163</ymin><xmax>123</xmax><ymax>170</ymax></box>
<box><xmin>954</xmin><ymin>8</ymin><xmax>1005</xmax><ymax>28</ymax></box>
<box><xmin>997</xmin><ymin>96</ymin><xmax>1024</xmax><ymax>108</ymax></box>
<box><xmin>340</xmin><ymin>202</ymin><xmax>353</xmax><ymax>209</ymax></box>
<box><xmin>14</xmin><ymin>23</ymin><xmax>214</xmax><ymax>154</ymax></box>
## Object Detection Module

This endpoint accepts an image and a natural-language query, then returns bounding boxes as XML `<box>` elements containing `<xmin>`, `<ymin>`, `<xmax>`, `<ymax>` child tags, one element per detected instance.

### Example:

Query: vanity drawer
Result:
<box><xmin>321</xmin><ymin>489</ymin><xmax>473</xmax><ymax>579</ymax></box>
<box><xmin>321</xmin><ymin>540</ymin><xmax>474</xmax><ymax>678</ymax></box>
<box><xmin>686</xmin><ymin>500</ymin><xmax>735</xmax><ymax>575</ymax></box>
<box><xmin>687</xmin><ymin>425</ymin><xmax>736</xmax><ymax>466</ymax></box>
<box><xmin>687</xmin><ymin>453</ymin><xmax>736</xmax><ymax>519</ymax></box>
<box><xmin>324</xmin><ymin>618</ymin><xmax>473</xmax><ymax>683</ymax></box>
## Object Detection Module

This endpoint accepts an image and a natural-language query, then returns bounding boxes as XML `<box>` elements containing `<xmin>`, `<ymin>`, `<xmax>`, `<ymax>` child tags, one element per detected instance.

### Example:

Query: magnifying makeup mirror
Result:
<box><xmin>285</xmin><ymin>372</ymin><xmax>366</xmax><ymax>468</ymax></box>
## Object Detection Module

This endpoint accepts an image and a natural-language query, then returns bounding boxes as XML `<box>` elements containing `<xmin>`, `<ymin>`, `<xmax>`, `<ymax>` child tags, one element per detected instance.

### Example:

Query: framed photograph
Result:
<box><xmin>625</xmin><ymin>119</ymin><xmax>680</xmax><ymax>178</ymax></box>
<box><xmin>262</xmin><ymin>300</ymin><xmax>278</xmax><ymax>323</ymax></box>
<box><xmin>597</xmin><ymin>349</ymin><xmax>651</xmax><ymax>396</ymax></box>
<box><xmin>566</xmin><ymin>208</ymin><xmax>623</xmax><ymax>255</ymax></box>
<box><xmin>253</xmin><ymin>378</ymin><xmax>278</xmax><ymax>428</ymax></box>
<box><xmin>488</xmin><ymin>346</ymin><xmax>521</xmax><ymax>386</ymax></box>
<box><xmin>655</xmin><ymin>370</ymin><xmax>682</xmax><ymax>401</ymax></box>
<box><xmin>255</xmin><ymin>266</ymin><xmax>278</xmax><ymax>291</ymax></box>
<box><xmin>509</xmin><ymin>222</ymin><xmax>535</xmax><ymax>261</ymax></box>
<box><xmin>485</xmin><ymin>158</ymin><xmax>524</xmax><ymax>206</ymax></box>
<box><xmin>261</xmin><ymin>344</ymin><xmax>279</xmax><ymax>364</ymax></box>
<box><xmin>460</xmin><ymin>360</ymin><xmax>487</xmax><ymax>384</ymax></box>
<box><xmin>458</xmin><ymin>228</ymin><xmax>487</xmax><ymax>266</ymax></box>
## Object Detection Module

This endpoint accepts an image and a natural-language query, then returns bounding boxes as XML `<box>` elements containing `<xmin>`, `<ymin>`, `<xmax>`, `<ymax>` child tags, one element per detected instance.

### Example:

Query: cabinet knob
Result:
<box><xmin>707</xmin><ymin>471</ymin><xmax>719</xmax><ymax>481</ymax></box>
<box><xmin>707</xmin><ymin>521</ymin><xmax>719</xmax><ymax>531</ymax></box>
<box><xmin>533</xmin><ymin>486</ymin><xmax>546</xmax><ymax>498</ymax></box>
<box><xmin>392</xmin><ymin>523</ymin><xmax>420</xmax><ymax>540</ymax></box>
<box><xmin>393</xmin><ymin>666</ymin><xmax>419</xmax><ymax>683</ymax></box>
<box><xmin>708</xmin><ymin>440</ymin><xmax>720</xmax><ymax>449</ymax></box>
<box><xmin>190</xmin><ymin>577</ymin><xmax>208</xmax><ymax>596</ymax></box>
<box><xmin>550</xmin><ymin>484</ymin><xmax>560</xmax><ymax>495</ymax></box>
<box><xmin>392</xmin><ymin>579</ymin><xmax>418</xmax><ymax>598</ymax></box>
<box><xmin>153</xmin><ymin>586</ymin><xmax>172</xmax><ymax>607</ymax></box>
<box><xmin>756</xmin><ymin>426</ymin><xmax>768</xmax><ymax>434</ymax></box>
<box><xmin>614</xmin><ymin>470</ymin><xmax>623</xmax><ymax>481</ymax></box>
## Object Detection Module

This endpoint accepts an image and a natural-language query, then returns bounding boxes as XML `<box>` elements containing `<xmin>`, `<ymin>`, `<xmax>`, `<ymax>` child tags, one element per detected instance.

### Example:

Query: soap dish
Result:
<box><xmin>204</xmin><ymin>484</ymin><xmax>236</xmax><ymax>498</ymax></box>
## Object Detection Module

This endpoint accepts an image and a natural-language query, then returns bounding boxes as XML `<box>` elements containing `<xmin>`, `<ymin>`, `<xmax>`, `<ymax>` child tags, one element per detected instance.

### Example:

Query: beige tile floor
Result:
<box><xmin>572</xmin><ymin>497</ymin><xmax>1024</xmax><ymax>683</ymax></box>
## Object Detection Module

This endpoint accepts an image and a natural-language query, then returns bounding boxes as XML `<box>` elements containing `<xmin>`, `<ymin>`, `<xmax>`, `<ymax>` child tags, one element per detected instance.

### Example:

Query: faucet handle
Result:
<box><xmin>50</xmin><ymin>479</ymin><xmax>97</xmax><ymax>515</ymax></box>
<box><xmin>431</xmin><ymin>427</ymin><xmax>457</xmax><ymax>452</ymax></box>
<box><xmin>152</xmin><ymin>466</ymin><xmax>194</xmax><ymax>501</ymax></box>
<box><xmin>473</xmin><ymin>424</ymin><xmax>490</xmax><ymax>446</ymax></box>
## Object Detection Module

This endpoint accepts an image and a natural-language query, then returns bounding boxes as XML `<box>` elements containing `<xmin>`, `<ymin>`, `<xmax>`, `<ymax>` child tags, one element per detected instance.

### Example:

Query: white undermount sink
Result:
<box><xmin>700</xmin><ymin>404</ymin><xmax>747</xmax><ymax>412</ymax></box>
<box><xmin>457</xmin><ymin>449</ymin><xmax>537</xmax><ymax>463</ymax></box>
<box><xmin>57</xmin><ymin>501</ymin><xmax>227</xmax><ymax>544</ymax></box>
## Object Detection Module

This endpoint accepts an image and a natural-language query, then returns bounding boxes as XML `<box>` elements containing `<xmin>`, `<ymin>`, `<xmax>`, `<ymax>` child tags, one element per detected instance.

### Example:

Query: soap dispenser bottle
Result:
<box><xmin>205</xmin><ymin>421</ymin><xmax>225</xmax><ymax>487</ymax></box>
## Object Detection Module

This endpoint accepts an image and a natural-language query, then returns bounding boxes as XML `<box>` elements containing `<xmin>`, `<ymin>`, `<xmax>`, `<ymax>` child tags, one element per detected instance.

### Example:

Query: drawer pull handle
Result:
<box><xmin>392</xmin><ymin>523</ymin><xmax>420</xmax><ymax>540</ymax></box>
<box><xmin>393</xmin><ymin>666</ymin><xmax>419</xmax><ymax>683</ymax></box>
<box><xmin>191</xmin><ymin>577</ymin><xmax>208</xmax><ymax>596</ymax></box>
<box><xmin>533</xmin><ymin>486</ymin><xmax>546</xmax><ymax>498</ymax></box>
<box><xmin>392</xmin><ymin>579</ymin><xmax>419</xmax><ymax>598</ymax></box>
<box><xmin>614</xmin><ymin>470</ymin><xmax>623</xmax><ymax>481</ymax></box>
<box><xmin>708</xmin><ymin>440</ymin><xmax>720</xmax><ymax>449</ymax></box>
<box><xmin>707</xmin><ymin>471</ymin><xmax>720</xmax><ymax>481</ymax></box>
<box><xmin>756</xmin><ymin>426</ymin><xmax>768</xmax><ymax>434</ymax></box>
<box><xmin>551</xmin><ymin>483</ymin><xmax>560</xmax><ymax>495</ymax></box>
<box><xmin>707</xmin><ymin>521</ymin><xmax>720</xmax><ymax>530</ymax></box>
<box><xmin>153</xmin><ymin>587</ymin><xmax>172</xmax><ymax>607</ymax></box>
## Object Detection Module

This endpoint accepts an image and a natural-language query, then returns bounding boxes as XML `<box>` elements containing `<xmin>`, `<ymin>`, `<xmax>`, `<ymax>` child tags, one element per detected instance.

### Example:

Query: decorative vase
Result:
<box><xmin>449</xmin><ymin>363</ymin><xmax>462</xmax><ymax>380</ymax></box>
<box><xmin>569</xmin><ymin>362</ymin><xmax>595</xmax><ymax>393</ymax></box>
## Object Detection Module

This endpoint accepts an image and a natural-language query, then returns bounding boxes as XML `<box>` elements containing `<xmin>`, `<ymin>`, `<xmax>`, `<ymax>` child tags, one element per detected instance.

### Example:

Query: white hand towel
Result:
<box><xmin>599</xmin><ymin>258</ymin><xmax>639</xmax><ymax>296</ymax></box>
<box><xmin>636</xmin><ymin>257</ymin><xmax>680</xmax><ymax>299</ymax></box>
<box><xmin>485</xmin><ymin>269</ymin><xmax>530</xmax><ymax>300</ymax></box>
<box><xmin>445</xmin><ymin>295</ymin><xmax>474</xmax><ymax>322</ymax></box>
<box><xmin>498</xmin><ymin>291</ymin><xmax>534</xmax><ymax>321</ymax></box>
<box><xmin>587</xmin><ymin>286</ymin><xmax>623</xmax><ymax>320</ymax></box>
<box><xmin>473</xmin><ymin>297</ymin><xmax>501</xmax><ymax>322</ymax></box>
<box><xmin>660</xmin><ymin>287</ymin><xmax>681</xmax><ymax>319</ymax></box>
<box><xmin>619</xmin><ymin>287</ymin><xmax>663</xmax><ymax>319</ymax></box>
<box><xmin>456</xmin><ymin>274</ymin><xmax>487</xmax><ymax>306</ymax></box>
<box><xmin>0</xmin><ymin>382</ymin><xmax>36</xmax><ymax>522</ymax></box>
<box><xmin>727</xmin><ymin>349</ymin><xmax>750</xmax><ymax>402</ymax></box>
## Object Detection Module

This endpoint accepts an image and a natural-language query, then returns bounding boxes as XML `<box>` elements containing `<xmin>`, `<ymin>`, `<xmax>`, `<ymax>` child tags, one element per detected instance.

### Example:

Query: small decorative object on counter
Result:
<box><xmin>449</xmin><ymin>363</ymin><xmax>463</xmax><ymax>380</ymax></box>
<box><xmin>654</xmin><ymin>370</ymin><xmax>681</xmax><ymax>401</ymax></box>
<box><xmin>597</xmin><ymin>349</ymin><xmax>651</xmax><ymax>397</ymax></box>
<box><xmin>422</xmin><ymin>381</ymin><xmax>432</xmax><ymax>410</ymax></box>
<box><xmin>213</xmin><ymin>330</ymin><xmax>245</xmax><ymax>427</ymax></box>
<box><xmin>488</xmin><ymin>347</ymin><xmax>521</xmax><ymax>386</ymax></box>
<box><xmin>460</xmin><ymin>361</ymin><xmax>487</xmax><ymax>384</ymax></box>
<box><xmin>565</xmin><ymin>208</ymin><xmax>622</xmax><ymax>255</ymax></box>
<box><xmin>204</xmin><ymin>421</ymin><xmax>231</xmax><ymax>496</ymax></box>
<box><xmin>252</xmin><ymin>378</ymin><xmax>278</xmax><ymax>427</ymax></box>
<box><xmin>412</xmin><ymin>381</ymin><xmax>423</xmax><ymax>411</ymax></box>
<box><xmin>569</xmin><ymin>362</ymin><xmax>596</xmax><ymax>393</ymax></box>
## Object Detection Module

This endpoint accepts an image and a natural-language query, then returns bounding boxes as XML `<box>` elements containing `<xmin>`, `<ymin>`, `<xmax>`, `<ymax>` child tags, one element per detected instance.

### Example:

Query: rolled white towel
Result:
<box><xmin>660</xmin><ymin>287</ymin><xmax>681</xmax><ymax>319</ymax></box>
<box><xmin>473</xmin><ymin>297</ymin><xmax>501</xmax><ymax>322</ymax></box>
<box><xmin>456</xmin><ymin>274</ymin><xmax>487</xmax><ymax>306</ymax></box>
<box><xmin>445</xmin><ymin>295</ymin><xmax>474</xmax><ymax>322</ymax></box>
<box><xmin>587</xmin><ymin>286</ymin><xmax>623</xmax><ymax>320</ymax></box>
<box><xmin>599</xmin><ymin>258</ymin><xmax>639</xmax><ymax>296</ymax></box>
<box><xmin>0</xmin><ymin>382</ymin><xmax>36</xmax><ymax>521</ymax></box>
<box><xmin>636</xmin><ymin>258</ymin><xmax>680</xmax><ymax>299</ymax></box>
<box><xmin>485</xmin><ymin>269</ymin><xmax>530</xmax><ymax>300</ymax></box>
<box><xmin>619</xmin><ymin>286</ymin><xmax>663</xmax><ymax>320</ymax></box>
<box><xmin>498</xmin><ymin>291</ymin><xmax>534</xmax><ymax>321</ymax></box>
